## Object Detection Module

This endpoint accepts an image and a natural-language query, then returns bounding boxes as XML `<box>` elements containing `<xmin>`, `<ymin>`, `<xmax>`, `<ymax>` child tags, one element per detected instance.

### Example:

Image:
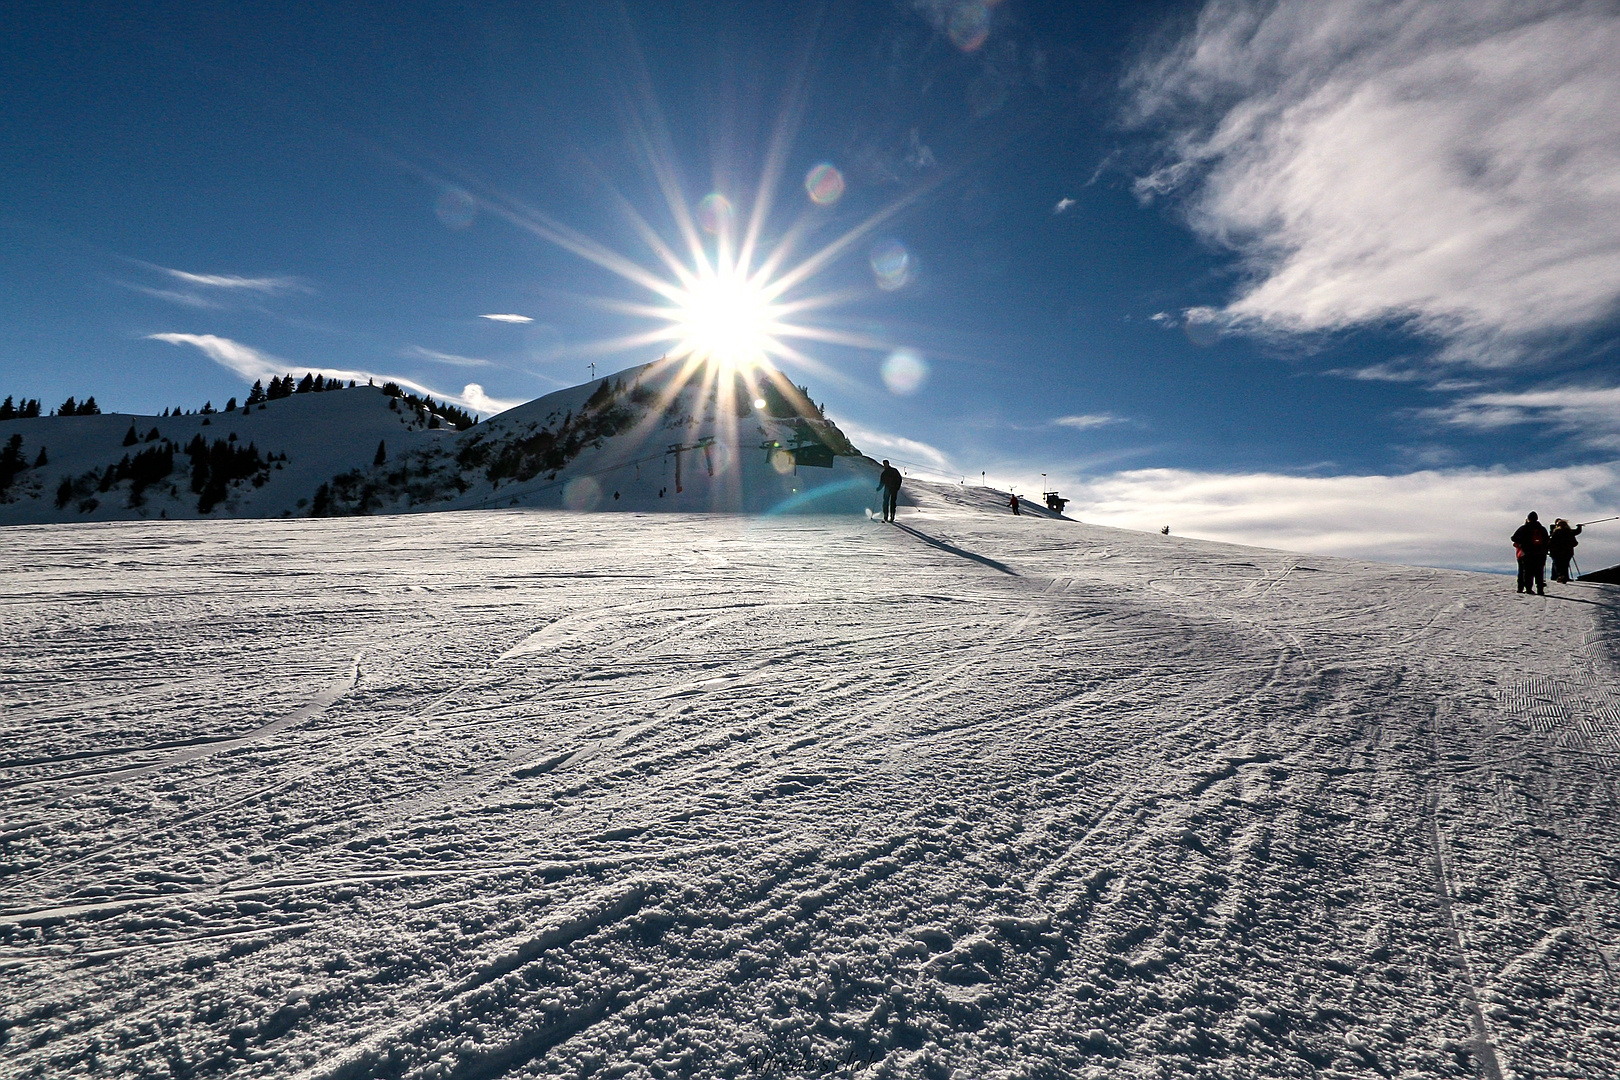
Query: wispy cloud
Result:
<box><xmin>836</xmin><ymin>419</ymin><xmax>954</xmax><ymax>473</ymax></box>
<box><xmin>1053</xmin><ymin>413</ymin><xmax>1124</xmax><ymax>430</ymax></box>
<box><xmin>120</xmin><ymin>283</ymin><xmax>224</xmax><ymax>309</ymax></box>
<box><xmin>1053</xmin><ymin>198</ymin><xmax>1075</xmax><ymax>214</ymax></box>
<box><xmin>1423</xmin><ymin>384</ymin><xmax>1620</xmax><ymax>447</ymax></box>
<box><xmin>146</xmin><ymin>333</ymin><xmax>524</xmax><ymax>417</ymax></box>
<box><xmin>1057</xmin><ymin>463</ymin><xmax>1620</xmax><ymax>570</ymax></box>
<box><xmin>1323</xmin><ymin>362</ymin><xmax>1425</xmax><ymax>383</ymax></box>
<box><xmin>480</xmin><ymin>313</ymin><xmax>533</xmax><ymax>324</ymax></box>
<box><xmin>405</xmin><ymin>345</ymin><xmax>492</xmax><ymax>368</ymax></box>
<box><xmin>1126</xmin><ymin>0</ymin><xmax>1620</xmax><ymax>360</ymax></box>
<box><xmin>160</xmin><ymin>267</ymin><xmax>310</xmax><ymax>293</ymax></box>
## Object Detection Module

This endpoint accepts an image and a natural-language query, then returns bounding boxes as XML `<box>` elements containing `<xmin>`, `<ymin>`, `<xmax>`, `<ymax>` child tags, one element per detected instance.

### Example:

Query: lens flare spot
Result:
<box><xmin>948</xmin><ymin>2</ymin><xmax>992</xmax><ymax>51</ymax></box>
<box><xmin>1184</xmin><ymin>314</ymin><xmax>1221</xmax><ymax>348</ymax></box>
<box><xmin>881</xmin><ymin>349</ymin><xmax>928</xmax><ymax>395</ymax></box>
<box><xmin>771</xmin><ymin>449</ymin><xmax>797</xmax><ymax>475</ymax></box>
<box><xmin>805</xmin><ymin>163</ymin><xmax>845</xmax><ymax>206</ymax></box>
<box><xmin>870</xmin><ymin>239</ymin><xmax>913</xmax><ymax>291</ymax></box>
<box><xmin>752</xmin><ymin>397</ymin><xmax>767</xmax><ymax>409</ymax></box>
<box><xmin>563</xmin><ymin>476</ymin><xmax>602</xmax><ymax>512</ymax></box>
<box><xmin>435</xmin><ymin>188</ymin><xmax>477</xmax><ymax>230</ymax></box>
<box><xmin>697</xmin><ymin>193</ymin><xmax>734</xmax><ymax>235</ymax></box>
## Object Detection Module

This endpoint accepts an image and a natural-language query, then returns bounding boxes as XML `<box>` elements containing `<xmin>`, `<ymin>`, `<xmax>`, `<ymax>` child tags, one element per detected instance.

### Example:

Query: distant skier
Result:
<box><xmin>876</xmin><ymin>460</ymin><xmax>903</xmax><ymax>523</ymax></box>
<box><xmin>1008</xmin><ymin>493</ymin><xmax>1021</xmax><ymax>516</ymax></box>
<box><xmin>1547</xmin><ymin>518</ymin><xmax>1582</xmax><ymax>583</ymax></box>
<box><xmin>1511</xmin><ymin>511</ymin><xmax>1550</xmax><ymax>595</ymax></box>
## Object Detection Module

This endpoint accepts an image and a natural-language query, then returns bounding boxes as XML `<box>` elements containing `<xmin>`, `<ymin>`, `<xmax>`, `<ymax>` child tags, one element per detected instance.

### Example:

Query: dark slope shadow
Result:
<box><xmin>894</xmin><ymin>523</ymin><xmax>1017</xmax><ymax>576</ymax></box>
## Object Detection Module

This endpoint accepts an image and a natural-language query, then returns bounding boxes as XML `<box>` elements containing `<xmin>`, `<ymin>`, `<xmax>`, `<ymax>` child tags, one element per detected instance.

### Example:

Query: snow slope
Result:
<box><xmin>2</xmin><ymin>487</ymin><xmax>1617</xmax><ymax>1079</ymax></box>
<box><xmin>0</xmin><ymin>361</ymin><xmax>892</xmax><ymax>525</ymax></box>
<box><xmin>0</xmin><ymin>386</ymin><xmax>460</xmax><ymax>525</ymax></box>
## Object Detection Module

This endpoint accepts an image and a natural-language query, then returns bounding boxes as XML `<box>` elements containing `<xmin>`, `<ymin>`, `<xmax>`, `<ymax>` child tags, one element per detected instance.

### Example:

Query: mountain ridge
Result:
<box><xmin>0</xmin><ymin>360</ymin><xmax>906</xmax><ymax>525</ymax></box>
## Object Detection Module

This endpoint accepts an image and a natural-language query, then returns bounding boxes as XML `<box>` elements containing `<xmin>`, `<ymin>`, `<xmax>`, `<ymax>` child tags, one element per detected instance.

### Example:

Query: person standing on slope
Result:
<box><xmin>1512</xmin><ymin>511</ymin><xmax>1550</xmax><ymax>595</ymax></box>
<box><xmin>1547</xmin><ymin>518</ymin><xmax>1582</xmax><ymax>584</ymax></box>
<box><xmin>876</xmin><ymin>460</ymin><xmax>903</xmax><ymax>523</ymax></box>
<box><xmin>1008</xmin><ymin>492</ymin><xmax>1021</xmax><ymax>516</ymax></box>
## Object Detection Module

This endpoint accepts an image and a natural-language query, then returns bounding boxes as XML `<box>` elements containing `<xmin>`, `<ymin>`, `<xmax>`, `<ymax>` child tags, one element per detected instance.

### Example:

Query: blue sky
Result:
<box><xmin>4</xmin><ymin>0</ymin><xmax>1619</xmax><ymax>568</ymax></box>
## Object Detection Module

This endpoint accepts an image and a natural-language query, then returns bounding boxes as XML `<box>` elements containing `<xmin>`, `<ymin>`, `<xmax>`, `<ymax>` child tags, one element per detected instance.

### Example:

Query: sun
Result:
<box><xmin>668</xmin><ymin>268</ymin><xmax>780</xmax><ymax>374</ymax></box>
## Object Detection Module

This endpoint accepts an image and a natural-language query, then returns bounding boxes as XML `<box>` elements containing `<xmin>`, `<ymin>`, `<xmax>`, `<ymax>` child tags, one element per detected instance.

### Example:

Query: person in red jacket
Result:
<box><xmin>1511</xmin><ymin>511</ymin><xmax>1550</xmax><ymax>595</ymax></box>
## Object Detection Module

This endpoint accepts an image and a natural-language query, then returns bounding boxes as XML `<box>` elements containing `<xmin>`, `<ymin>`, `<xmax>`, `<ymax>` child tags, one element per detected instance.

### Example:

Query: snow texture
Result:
<box><xmin>2</xmin><ymin>485</ymin><xmax>1618</xmax><ymax>1079</ymax></box>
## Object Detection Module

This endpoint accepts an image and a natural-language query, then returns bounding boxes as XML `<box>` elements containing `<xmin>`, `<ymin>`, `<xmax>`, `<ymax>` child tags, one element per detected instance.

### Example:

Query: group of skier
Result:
<box><xmin>1511</xmin><ymin>512</ymin><xmax>1582</xmax><ymax>595</ymax></box>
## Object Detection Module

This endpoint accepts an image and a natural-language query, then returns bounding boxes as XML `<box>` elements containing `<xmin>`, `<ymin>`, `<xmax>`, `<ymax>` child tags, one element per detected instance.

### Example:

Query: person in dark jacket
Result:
<box><xmin>1547</xmin><ymin>518</ymin><xmax>1582</xmax><ymax>583</ymax></box>
<box><xmin>1008</xmin><ymin>493</ymin><xmax>1021</xmax><ymax>516</ymax></box>
<box><xmin>876</xmin><ymin>460</ymin><xmax>903</xmax><ymax>523</ymax></box>
<box><xmin>1511</xmin><ymin>511</ymin><xmax>1550</xmax><ymax>595</ymax></box>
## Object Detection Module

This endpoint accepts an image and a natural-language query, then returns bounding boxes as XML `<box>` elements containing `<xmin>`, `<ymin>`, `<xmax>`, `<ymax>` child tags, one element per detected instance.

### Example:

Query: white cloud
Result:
<box><xmin>480</xmin><ymin>314</ymin><xmax>533</xmax><ymax>324</ymax></box>
<box><xmin>1053</xmin><ymin>198</ymin><xmax>1075</xmax><ymax>214</ymax></box>
<box><xmin>1057</xmin><ymin>463</ymin><xmax>1620</xmax><ymax>571</ymax></box>
<box><xmin>159</xmin><ymin>267</ymin><xmax>308</xmax><ymax>293</ymax></box>
<box><xmin>459</xmin><ymin>384</ymin><xmax>521</xmax><ymax>417</ymax></box>
<box><xmin>836</xmin><ymin>419</ymin><xmax>955</xmax><ymax>473</ymax></box>
<box><xmin>146</xmin><ymin>333</ymin><xmax>524</xmax><ymax>417</ymax></box>
<box><xmin>147</xmin><ymin>333</ymin><xmax>284</xmax><ymax>382</ymax></box>
<box><xmin>1053</xmin><ymin>413</ymin><xmax>1124</xmax><ymax>430</ymax></box>
<box><xmin>1425</xmin><ymin>385</ymin><xmax>1620</xmax><ymax>447</ymax></box>
<box><xmin>405</xmin><ymin>346</ymin><xmax>492</xmax><ymax>368</ymax></box>
<box><xmin>1127</xmin><ymin>0</ymin><xmax>1620</xmax><ymax>357</ymax></box>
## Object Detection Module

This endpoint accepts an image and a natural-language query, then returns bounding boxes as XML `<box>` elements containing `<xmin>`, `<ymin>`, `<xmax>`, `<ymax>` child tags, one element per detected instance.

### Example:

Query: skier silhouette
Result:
<box><xmin>1547</xmin><ymin>518</ymin><xmax>1582</xmax><ymax>583</ymax></box>
<box><xmin>1008</xmin><ymin>493</ymin><xmax>1021</xmax><ymax>516</ymax></box>
<box><xmin>876</xmin><ymin>460</ymin><xmax>903</xmax><ymax>523</ymax></box>
<box><xmin>1511</xmin><ymin>511</ymin><xmax>1549</xmax><ymax>595</ymax></box>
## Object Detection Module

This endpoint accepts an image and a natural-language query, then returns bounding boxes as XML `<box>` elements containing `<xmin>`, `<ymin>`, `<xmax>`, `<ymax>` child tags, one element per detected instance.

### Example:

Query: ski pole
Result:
<box><xmin>1576</xmin><ymin>515</ymin><xmax>1620</xmax><ymax>527</ymax></box>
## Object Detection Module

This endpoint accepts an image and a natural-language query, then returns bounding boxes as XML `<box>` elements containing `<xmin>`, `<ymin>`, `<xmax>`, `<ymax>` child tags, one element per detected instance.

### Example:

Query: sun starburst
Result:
<box><xmin>662</xmin><ymin>265</ymin><xmax>783</xmax><ymax>376</ymax></box>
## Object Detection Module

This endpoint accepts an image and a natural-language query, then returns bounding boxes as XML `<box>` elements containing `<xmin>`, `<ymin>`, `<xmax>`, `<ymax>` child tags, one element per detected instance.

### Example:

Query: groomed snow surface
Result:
<box><xmin>3</xmin><ymin>485</ymin><xmax>1618</xmax><ymax>1079</ymax></box>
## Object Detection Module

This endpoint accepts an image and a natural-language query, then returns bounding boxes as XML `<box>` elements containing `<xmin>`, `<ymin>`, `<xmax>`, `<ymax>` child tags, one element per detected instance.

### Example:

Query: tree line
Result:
<box><xmin>379</xmin><ymin>382</ymin><xmax>479</xmax><ymax>430</ymax></box>
<box><xmin>53</xmin><ymin>430</ymin><xmax>279</xmax><ymax>513</ymax></box>
<box><xmin>0</xmin><ymin>395</ymin><xmax>98</xmax><ymax>419</ymax></box>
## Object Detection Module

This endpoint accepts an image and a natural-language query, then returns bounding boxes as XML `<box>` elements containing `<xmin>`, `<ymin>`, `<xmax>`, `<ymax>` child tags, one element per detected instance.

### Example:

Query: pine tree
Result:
<box><xmin>374</xmin><ymin>440</ymin><xmax>387</xmax><ymax>465</ymax></box>
<box><xmin>123</xmin><ymin>425</ymin><xmax>139</xmax><ymax>446</ymax></box>
<box><xmin>0</xmin><ymin>396</ymin><xmax>13</xmax><ymax>421</ymax></box>
<box><xmin>0</xmin><ymin>433</ymin><xmax>26</xmax><ymax>494</ymax></box>
<box><xmin>312</xmin><ymin>375</ymin><xmax>325</xmax><ymax>392</ymax></box>
<box><xmin>34</xmin><ymin>446</ymin><xmax>47</xmax><ymax>467</ymax></box>
<box><xmin>296</xmin><ymin>373</ymin><xmax>315</xmax><ymax>394</ymax></box>
<box><xmin>224</xmin><ymin>397</ymin><xmax>237</xmax><ymax>412</ymax></box>
<box><xmin>56</xmin><ymin>396</ymin><xmax>77</xmax><ymax>417</ymax></box>
<box><xmin>79</xmin><ymin>397</ymin><xmax>100</xmax><ymax>415</ymax></box>
<box><xmin>246</xmin><ymin>379</ymin><xmax>266</xmax><ymax>406</ymax></box>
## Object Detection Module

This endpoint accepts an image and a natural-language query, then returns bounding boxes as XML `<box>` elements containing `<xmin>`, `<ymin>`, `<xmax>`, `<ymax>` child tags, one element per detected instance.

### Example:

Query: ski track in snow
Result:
<box><xmin>2</xmin><ymin>485</ymin><xmax>1618</xmax><ymax>1079</ymax></box>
